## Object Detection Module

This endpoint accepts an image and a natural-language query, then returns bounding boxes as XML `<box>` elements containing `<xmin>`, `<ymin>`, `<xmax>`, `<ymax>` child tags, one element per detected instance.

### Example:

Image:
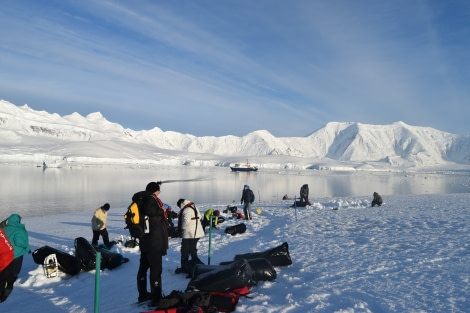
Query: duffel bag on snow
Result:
<box><xmin>75</xmin><ymin>237</ymin><xmax>102</xmax><ymax>271</ymax></box>
<box><xmin>95</xmin><ymin>246</ymin><xmax>125</xmax><ymax>270</ymax></box>
<box><xmin>246</xmin><ymin>258</ymin><xmax>277</xmax><ymax>281</ymax></box>
<box><xmin>32</xmin><ymin>245</ymin><xmax>82</xmax><ymax>276</ymax></box>
<box><xmin>75</xmin><ymin>237</ymin><xmax>126</xmax><ymax>271</ymax></box>
<box><xmin>230</xmin><ymin>242</ymin><xmax>292</xmax><ymax>267</ymax></box>
<box><xmin>192</xmin><ymin>258</ymin><xmax>276</xmax><ymax>282</ymax></box>
<box><xmin>224</xmin><ymin>223</ymin><xmax>246</xmax><ymax>236</ymax></box>
<box><xmin>187</xmin><ymin>258</ymin><xmax>254</xmax><ymax>292</ymax></box>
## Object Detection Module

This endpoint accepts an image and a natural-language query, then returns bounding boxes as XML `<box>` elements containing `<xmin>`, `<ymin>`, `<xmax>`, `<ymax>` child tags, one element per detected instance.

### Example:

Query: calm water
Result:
<box><xmin>1</xmin><ymin>164</ymin><xmax>470</xmax><ymax>219</ymax></box>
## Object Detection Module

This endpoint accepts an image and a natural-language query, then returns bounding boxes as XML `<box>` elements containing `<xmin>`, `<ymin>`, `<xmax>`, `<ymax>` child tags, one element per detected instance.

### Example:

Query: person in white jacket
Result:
<box><xmin>175</xmin><ymin>199</ymin><xmax>205</xmax><ymax>274</ymax></box>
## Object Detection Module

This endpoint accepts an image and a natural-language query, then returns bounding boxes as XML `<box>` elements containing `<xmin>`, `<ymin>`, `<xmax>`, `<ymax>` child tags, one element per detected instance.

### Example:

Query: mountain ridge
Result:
<box><xmin>1</xmin><ymin>99</ymin><xmax>469</xmax><ymax>170</ymax></box>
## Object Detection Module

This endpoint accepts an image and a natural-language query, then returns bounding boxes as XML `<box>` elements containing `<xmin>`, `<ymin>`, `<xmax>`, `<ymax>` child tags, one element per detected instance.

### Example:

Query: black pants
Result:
<box><xmin>92</xmin><ymin>228</ymin><xmax>110</xmax><ymax>246</ymax></box>
<box><xmin>0</xmin><ymin>256</ymin><xmax>23</xmax><ymax>303</ymax></box>
<box><xmin>137</xmin><ymin>249</ymin><xmax>162</xmax><ymax>303</ymax></box>
<box><xmin>181</xmin><ymin>238</ymin><xmax>200</xmax><ymax>262</ymax></box>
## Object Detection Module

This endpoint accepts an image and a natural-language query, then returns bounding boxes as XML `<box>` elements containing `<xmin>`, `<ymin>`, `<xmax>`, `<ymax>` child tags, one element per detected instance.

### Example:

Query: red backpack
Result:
<box><xmin>209</xmin><ymin>286</ymin><xmax>250</xmax><ymax>312</ymax></box>
<box><xmin>0</xmin><ymin>228</ymin><xmax>14</xmax><ymax>272</ymax></box>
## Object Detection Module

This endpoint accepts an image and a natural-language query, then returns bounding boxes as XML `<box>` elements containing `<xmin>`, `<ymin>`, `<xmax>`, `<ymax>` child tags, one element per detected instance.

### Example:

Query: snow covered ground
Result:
<box><xmin>2</xmin><ymin>193</ymin><xmax>470</xmax><ymax>313</ymax></box>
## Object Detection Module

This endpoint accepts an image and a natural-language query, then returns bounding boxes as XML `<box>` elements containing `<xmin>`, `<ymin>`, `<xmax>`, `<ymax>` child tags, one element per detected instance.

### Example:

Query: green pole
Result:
<box><xmin>208</xmin><ymin>215</ymin><xmax>213</xmax><ymax>265</ymax></box>
<box><xmin>94</xmin><ymin>251</ymin><xmax>101</xmax><ymax>313</ymax></box>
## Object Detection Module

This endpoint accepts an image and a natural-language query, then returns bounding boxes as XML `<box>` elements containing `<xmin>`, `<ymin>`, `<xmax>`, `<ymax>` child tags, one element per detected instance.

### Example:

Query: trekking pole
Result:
<box><xmin>94</xmin><ymin>251</ymin><xmax>101</xmax><ymax>313</ymax></box>
<box><xmin>208</xmin><ymin>215</ymin><xmax>213</xmax><ymax>265</ymax></box>
<box><xmin>294</xmin><ymin>196</ymin><xmax>298</xmax><ymax>222</ymax></box>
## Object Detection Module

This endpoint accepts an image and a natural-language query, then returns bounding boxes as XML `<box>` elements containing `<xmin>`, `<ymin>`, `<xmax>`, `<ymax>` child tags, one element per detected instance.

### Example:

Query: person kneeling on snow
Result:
<box><xmin>175</xmin><ymin>199</ymin><xmax>205</xmax><ymax>274</ymax></box>
<box><xmin>201</xmin><ymin>208</ymin><xmax>224</xmax><ymax>231</ymax></box>
<box><xmin>371</xmin><ymin>192</ymin><xmax>383</xmax><ymax>207</ymax></box>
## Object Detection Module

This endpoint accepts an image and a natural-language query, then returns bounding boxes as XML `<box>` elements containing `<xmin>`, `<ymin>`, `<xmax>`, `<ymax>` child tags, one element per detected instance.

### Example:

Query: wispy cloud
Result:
<box><xmin>1</xmin><ymin>0</ymin><xmax>469</xmax><ymax>136</ymax></box>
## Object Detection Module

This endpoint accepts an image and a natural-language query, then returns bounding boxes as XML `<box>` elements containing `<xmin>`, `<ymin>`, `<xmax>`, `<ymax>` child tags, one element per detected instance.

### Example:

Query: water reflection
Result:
<box><xmin>1</xmin><ymin>164</ymin><xmax>469</xmax><ymax>218</ymax></box>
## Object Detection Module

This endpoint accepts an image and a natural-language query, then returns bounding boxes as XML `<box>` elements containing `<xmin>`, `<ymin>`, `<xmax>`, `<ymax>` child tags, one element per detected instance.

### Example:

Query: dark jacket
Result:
<box><xmin>139</xmin><ymin>192</ymin><xmax>168</xmax><ymax>255</ymax></box>
<box><xmin>300</xmin><ymin>184</ymin><xmax>309</xmax><ymax>200</ymax></box>
<box><xmin>371</xmin><ymin>192</ymin><xmax>383</xmax><ymax>207</ymax></box>
<box><xmin>241</xmin><ymin>186</ymin><xmax>255</xmax><ymax>204</ymax></box>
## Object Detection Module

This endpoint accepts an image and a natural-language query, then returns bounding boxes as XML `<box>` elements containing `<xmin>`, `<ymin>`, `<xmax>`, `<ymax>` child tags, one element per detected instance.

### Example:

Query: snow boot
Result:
<box><xmin>137</xmin><ymin>276</ymin><xmax>151</xmax><ymax>303</ymax></box>
<box><xmin>149</xmin><ymin>285</ymin><xmax>162</xmax><ymax>308</ymax></box>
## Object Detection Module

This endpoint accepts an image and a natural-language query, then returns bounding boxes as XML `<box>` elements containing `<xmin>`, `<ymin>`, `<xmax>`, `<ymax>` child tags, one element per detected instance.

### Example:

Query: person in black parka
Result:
<box><xmin>299</xmin><ymin>184</ymin><xmax>309</xmax><ymax>206</ymax></box>
<box><xmin>371</xmin><ymin>192</ymin><xmax>383</xmax><ymax>207</ymax></box>
<box><xmin>136</xmin><ymin>181</ymin><xmax>169</xmax><ymax>307</ymax></box>
<box><xmin>240</xmin><ymin>185</ymin><xmax>255</xmax><ymax>220</ymax></box>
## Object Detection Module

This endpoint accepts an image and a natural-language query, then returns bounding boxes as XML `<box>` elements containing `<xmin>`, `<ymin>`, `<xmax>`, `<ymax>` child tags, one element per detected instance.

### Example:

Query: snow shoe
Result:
<box><xmin>43</xmin><ymin>254</ymin><xmax>58</xmax><ymax>278</ymax></box>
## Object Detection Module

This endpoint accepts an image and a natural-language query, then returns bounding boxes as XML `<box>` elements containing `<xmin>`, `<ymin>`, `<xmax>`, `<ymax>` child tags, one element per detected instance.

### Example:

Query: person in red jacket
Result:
<box><xmin>0</xmin><ymin>228</ymin><xmax>14</xmax><ymax>273</ymax></box>
<box><xmin>0</xmin><ymin>214</ymin><xmax>30</xmax><ymax>303</ymax></box>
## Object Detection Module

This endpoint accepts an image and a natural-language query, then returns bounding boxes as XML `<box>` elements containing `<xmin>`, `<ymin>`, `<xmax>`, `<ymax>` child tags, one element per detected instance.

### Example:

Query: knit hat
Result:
<box><xmin>102</xmin><ymin>203</ymin><xmax>110</xmax><ymax>211</ymax></box>
<box><xmin>214</xmin><ymin>210</ymin><xmax>220</xmax><ymax>216</ymax></box>
<box><xmin>146</xmin><ymin>181</ymin><xmax>161</xmax><ymax>193</ymax></box>
<box><xmin>177</xmin><ymin>198</ymin><xmax>185</xmax><ymax>208</ymax></box>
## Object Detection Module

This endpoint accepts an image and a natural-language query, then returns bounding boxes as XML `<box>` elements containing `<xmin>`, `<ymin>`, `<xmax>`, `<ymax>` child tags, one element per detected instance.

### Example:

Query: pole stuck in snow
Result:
<box><xmin>294</xmin><ymin>195</ymin><xmax>298</xmax><ymax>222</ymax></box>
<box><xmin>94</xmin><ymin>251</ymin><xmax>101</xmax><ymax>313</ymax></box>
<box><xmin>208</xmin><ymin>215</ymin><xmax>213</xmax><ymax>265</ymax></box>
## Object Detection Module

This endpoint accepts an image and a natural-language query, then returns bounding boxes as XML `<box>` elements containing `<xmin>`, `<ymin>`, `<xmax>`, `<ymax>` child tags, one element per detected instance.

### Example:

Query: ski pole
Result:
<box><xmin>94</xmin><ymin>251</ymin><xmax>101</xmax><ymax>313</ymax></box>
<box><xmin>294</xmin><ymin>196</ymin><xmax>298</xmax><ymax>222</ymax></box>
<box><xmin>208</xmin><ymin>215</ymin><xmax>213</xmax><ymax>265</ymax></box>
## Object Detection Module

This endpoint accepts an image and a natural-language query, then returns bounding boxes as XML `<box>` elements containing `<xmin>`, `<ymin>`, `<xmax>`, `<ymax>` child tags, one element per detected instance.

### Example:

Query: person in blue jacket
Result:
<box><xmin>0</xmin><ymin>214</ymin><xmax>30</xmax><ymax>303</ymax></box>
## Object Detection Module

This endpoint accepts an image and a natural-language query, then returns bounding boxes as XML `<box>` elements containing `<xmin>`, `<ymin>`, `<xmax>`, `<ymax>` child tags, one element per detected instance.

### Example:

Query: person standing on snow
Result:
<box><xmin>136</xmin><ymin>181</ymin><xmax>169</xmax><ymax>307</ymax></box>
<box><xmin>240</xmin><ymin>185</ymin><xmax>255</xmax><ymax>220</ymax></box>
<box><xmin>174</xmin><ymin>199</ymin><xmax>205</xmax><ymax>274</ymax></box>
<box><xmin>0</xmin><ymin>214</ymin><xmax>30</xmax><ymax>303</ymax></box>
<box><xmin>91</xmin><ymin>203</ymin><xmax>111</xmax><ymax>248</ymax></box>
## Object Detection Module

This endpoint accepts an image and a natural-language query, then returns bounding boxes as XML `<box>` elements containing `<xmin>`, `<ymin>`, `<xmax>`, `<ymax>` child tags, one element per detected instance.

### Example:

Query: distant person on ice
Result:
<box><xmin>371</xmin><ymin>192</ymin><xmax>383</xmax><ymax>207</ymax></box>
<box><xmin>91</xmin><ymin>203</ymin><xmax>112</xmax><ymax>248</ymax></box>
<box><xmin>240</xmin><ymin>185</ymin><xmax>255</xmax><ymax>220</ymax></box>
<box><xmin>299</xmin><ymin>184</ymin><xmax>310</xmax><ymax>206</ymax></box>
<box><xmin>290</xmin><ymin>184</ymin><xmax>310</xmax><ymax>207</ymax></box>
<box><xmin>0</xmin><ymin>214</ymin><xmax>30</xmax><ymax>303</ymax></box>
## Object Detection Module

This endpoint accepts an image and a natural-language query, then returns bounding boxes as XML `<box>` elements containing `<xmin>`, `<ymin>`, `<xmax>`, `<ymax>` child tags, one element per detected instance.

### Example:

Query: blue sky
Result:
<box><xmin>1</xmin><ymin>0</ymin><xmax>469</xmax><ymax>137</ymax></box>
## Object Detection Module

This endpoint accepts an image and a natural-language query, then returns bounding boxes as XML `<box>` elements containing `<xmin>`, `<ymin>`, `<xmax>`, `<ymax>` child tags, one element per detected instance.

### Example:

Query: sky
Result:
<box><xmin>1</xmin><ymin>0</ymin><xmax>470</xmax><ymax>137</ymax></box>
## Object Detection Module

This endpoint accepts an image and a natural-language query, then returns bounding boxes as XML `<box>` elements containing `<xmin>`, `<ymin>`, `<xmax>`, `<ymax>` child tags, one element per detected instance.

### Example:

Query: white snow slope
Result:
<box><xmin>1</xmin><ymin>99</ymin><xmax>470</xmax><ymax>170</ymax></box>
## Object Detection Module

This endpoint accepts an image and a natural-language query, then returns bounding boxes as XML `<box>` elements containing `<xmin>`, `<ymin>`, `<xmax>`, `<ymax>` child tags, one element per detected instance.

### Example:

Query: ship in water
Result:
<box><xmin>230</xmin><ymin>161</ymin><xmax>258</xmax><ymax>172</ymax></box>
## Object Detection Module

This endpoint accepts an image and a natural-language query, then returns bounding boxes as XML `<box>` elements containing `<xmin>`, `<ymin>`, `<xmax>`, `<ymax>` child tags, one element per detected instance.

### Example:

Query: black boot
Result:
<box><xmin>137</xmin><ymin>277</ymin><xmax>151</xmax><ymax>303</ymax></box>
<box><xmin>149</xmin><ymin>284</ymin><xmax>162</xmax><ymax>308</ymax></box>
<box><xmin>175</xmin><ymin>257</ymin><xmax>189</xmax><ymax>274</ymax></box>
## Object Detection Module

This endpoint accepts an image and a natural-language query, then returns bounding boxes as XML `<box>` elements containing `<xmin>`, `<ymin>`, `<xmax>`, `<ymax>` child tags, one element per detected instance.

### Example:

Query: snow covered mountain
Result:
<box><xmin>1</xmin><ymin>99</ymin><xmax>469</xmax><ymax>170</ymax></box>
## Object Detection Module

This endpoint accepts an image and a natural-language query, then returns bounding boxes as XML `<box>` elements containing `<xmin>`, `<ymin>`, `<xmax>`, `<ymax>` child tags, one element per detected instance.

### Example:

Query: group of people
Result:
<box><xmin>125</xmin><ymin>181</ymin><xmax>256</xmax><ymax>307</ymax></box>
<box><xmin>1</xmin><ymin>180</ymin><xmax>382</xmax><ymax>307</ymax></box>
